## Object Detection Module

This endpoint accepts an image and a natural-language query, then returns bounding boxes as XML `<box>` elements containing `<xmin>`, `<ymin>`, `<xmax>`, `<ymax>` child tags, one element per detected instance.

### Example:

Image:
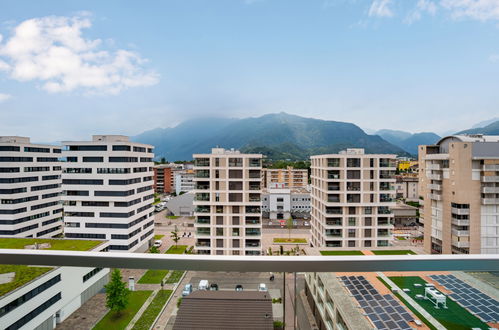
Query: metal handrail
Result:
<box><xmin>0</xmin><ymin>250</ymin><xmax>498</xmax><ymax>272</ymax></box>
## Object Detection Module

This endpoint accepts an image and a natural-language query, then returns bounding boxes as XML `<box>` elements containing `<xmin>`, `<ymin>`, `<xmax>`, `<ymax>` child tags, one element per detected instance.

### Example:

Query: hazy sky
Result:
<box><xmin>1</xmin><ymin>0</ymin><xmax>498</xmax><ymax>141</ymax></box>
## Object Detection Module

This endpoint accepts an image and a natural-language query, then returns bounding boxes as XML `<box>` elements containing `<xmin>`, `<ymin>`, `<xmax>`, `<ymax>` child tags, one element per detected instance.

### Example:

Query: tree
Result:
<box><xmin>286</xmin><ymin>217</ymin><xmax>293</xmax><ymax>240</ymax></box>
<box><xmin>149</xmin><ymin>245</ymin><xmax>160</xmax><ymax>253</ymax></box>
<box><xmin>160</xmin><ymin>157</ymin><xmax>167</xmax><ymax>164</ymax></box>
<box><xmin>105</xmin><ymin>269</ymin><xmax>130</xmax><ymax>315</ymax></box>
<box><xmin>171</xmin><ymin>225</ymin><xmax>180</xmax><ymax>247</ymax></box>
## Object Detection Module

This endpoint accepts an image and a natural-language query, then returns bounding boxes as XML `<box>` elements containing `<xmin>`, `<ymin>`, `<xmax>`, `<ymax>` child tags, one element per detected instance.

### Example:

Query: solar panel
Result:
<box><xmin>389</xmin><ymin>299</ymin><xmax>399</xmax><ymax>307</ymax></box>
<box><xmin>384</xmin><ymin>306</ymin><xmax>395</xmax><ymax>314</ymax></box>
<box><xmin>379</xmin><ymin>313</ymin><xmax>390</xmax><ymax>321</ymax></box>
<box><xmin>374</xmin><ymin>307</ymin><xmax>384</xmax><ymax>314</ymax></box>
<box><xmin>374</xmin><ymin>294</ymin><xmax>384</xmax><ymax>300</ymax></box>
<box><xmin>372</xmin><ymin>320</ymin><xmax>385</xmax><ymax>329</ymax></box>
<box><xmin>468</xmin><ymin>306</ymin><xmax>480</xmax><ymax>313</ymax></box>
<box><xmin>391</xmin><ymin>313</ymin><xmax>402</xmax><ymax>321</ymax></box>
<box><xmin>385</xmin><ymin>320</ymin><xmax>398</xmax><ymax>329</ymax></box>
<box><xmin>379</xmin><ymin>300</ymin><xmax>389</xmax><ymax>307</ymax></box>
<box><xmin>401</xmin><ymin>313</ymin><xmax>413</xmax><ymax>322</ymax></box>
<box><xmin>395</xmin><ymin>306</ymin><xmax>406</xmax><ymax>313</ymax></box>
<box><xmin>368</xmin><ymin>314</ymin><xmax>379</xmax><ymax>322</ymax></box>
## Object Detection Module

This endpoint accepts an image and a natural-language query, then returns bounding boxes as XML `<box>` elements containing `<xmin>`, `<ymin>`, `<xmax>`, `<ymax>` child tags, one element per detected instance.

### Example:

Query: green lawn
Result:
<box><xmin>388</xmin><ymin>276</ymin><xmax>489</xmax><ymax>330</ymax></box>
<box><xmin>165</xmin><ymin>270</ymin><xmax>184</xmax><ymax>283</ymax></box>
<box><xmin>0</xmin><ymin>265</ymin><xmax>52</xmax><ymax>297</ymax></box>
<box><xmin>273</xmin><ymin>238</ymin><xmax>307</xmax><ymax>244</ymax></box>
<box><xmin>153</xmin><ymin>235</ymin><xmax>164</xmax><ymax>240</ymax></box>
<box><xmin>132</xmin><ymin>290</ymin><xmax>172</xmax><ymax>330</ymax></box>
<box><xmin>137</xmin><ymin>270</ymin><xmax>169</xmax><ymax>284</ymax></box>
<box><xmin>320</xmin><ymin>250</ymin><xmax>364</xmax><ymax>255</ymax></box>
<box><xmin>0</xmin><ymin>238</ymin><xmax>103</xmax><ymax>297</ymax></box>
<box><xmin>165</xmin><ymin>245</ymin><xmax>187</xmax><ymax>254</ymax></box>
<box><xmin>93</xmin><ymin>291</ymin><xmax>152</xmax><ymax>330</ymax></box>
<box><xmin>396</xmin><ymin>236</ymin><xmax>407</xmax><ymax>240</ymax></box>
<box><xmin>372</xmin><ymin>250</ymin><xmax>416</xmax><ymax>255</ymax></box>
<box><xmin>0</xmin><ymin>238</ymin><xmax>102</xmax><ymax>251</ymax></box>
<box><xmin>166</xmin><ymin>215</ymin><xmax>180</xmax><ymax>219</ymax></box>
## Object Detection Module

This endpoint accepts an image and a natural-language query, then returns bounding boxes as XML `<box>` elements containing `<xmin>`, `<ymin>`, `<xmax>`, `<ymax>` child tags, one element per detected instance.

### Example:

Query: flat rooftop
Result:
<box><xmin>0</xmin><ymin>238</ymin><xmax>106</xmax><ymax>298</ymax></box>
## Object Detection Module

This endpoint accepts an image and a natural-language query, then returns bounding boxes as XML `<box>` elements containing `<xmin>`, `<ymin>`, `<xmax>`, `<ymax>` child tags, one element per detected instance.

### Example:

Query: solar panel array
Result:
<box><xmin>430</xmin><ymin>274</ymin><xmax>499</xmax><ymax>323</ymax></box>
<box><xmin>339</xmin><ymin>276</ymin><xmax>413</xmax><ymax>330</ymax></box>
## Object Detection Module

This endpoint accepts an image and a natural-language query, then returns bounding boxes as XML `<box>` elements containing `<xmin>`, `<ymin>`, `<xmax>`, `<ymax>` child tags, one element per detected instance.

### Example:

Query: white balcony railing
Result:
<box><xmin>483</xmin><ymin>164</ymin><xmax>499</xmax><ymax>171</ymax></box>
<box><xmin>482</xmin><ymin>176</ymin><xmax>499</xmax><ymax>183</ymax></box>
<box><xmin>451</xmin><ymin>240</ymin><xmax>470</xmax><ymax>248</ymax></box>
<box><xmin>426</xmin><ymin>164</ymin><xmax>441</xmax><ymax>170</ymax></box>
<box><xmin>427</xmin><ymin>173</ymin><xmax>441</xmax><ymax>180</ymax></box>
<box><xmin>482</xmin><ymin>198</ymin><xmax>499</xmax><ymax>205</ymax></box>
<box><xmin>482</xmin><ymin>187</ymin><xmax>499</xmax><ymax>193</ymax></box>
<box><xmin>451</xmin><ymin>207</ymin><xmax>470</xmax><ymax>215</ymax></box>
<box><xmin>451</xmin><ymin>229</ymin><xmax>470</xmax><ymax>236</ymax></box>
<box><xmin>0</xmin><ymin>249</ymin><xmax>498</xmax><ymax>272</ymax></box>
<box><xmin>427</xmin><ymin>183</ymin><xmax>441</xmax><ymax>190</ymax></box>
<box><xmin>451</xmin><ymin>219</ymin><xmax>469</xmax><ymax>226</ymax></box>
<box><xmin>428</xmin><ymin>193</ymin><xmax>442</xmax><ymax>201</ymax></box>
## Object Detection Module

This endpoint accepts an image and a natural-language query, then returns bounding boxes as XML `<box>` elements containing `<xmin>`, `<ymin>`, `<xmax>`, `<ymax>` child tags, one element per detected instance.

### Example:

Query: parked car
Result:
<box><xmin>235</xmin><ymin>284</ymin><xmax>243</xmax><ymax>291</ymax></box>
<box><xmin>258</xmin><ymin>283</ymin><xmax>267</xmax><ymax>292</ymax></box>
<box><xmin>155</xmin><ymin>205</ymin><xmax>163</xmax><ymax>212</ymax></box>
<box><xmin>198</xmin><ymin>280</ymin><xmax>210</xmax><ymax>290</ymax></box>
<box><xmin>182</xmin><ymin>283</ymin><xmax>193</xmax><ymax>296</ymax></box>
<box><xmin>153</xmin><ymin>240</ymin><xmax>162</xmax><ymax>247</ymax></box>
<box><xmin>209</xmin><ymin>283</ymin><xmax>219</xmax><ymax>291</ymax></box>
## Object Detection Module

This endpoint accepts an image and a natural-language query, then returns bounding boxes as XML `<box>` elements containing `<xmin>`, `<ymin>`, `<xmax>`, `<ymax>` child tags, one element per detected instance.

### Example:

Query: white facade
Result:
<box><xmin>0</xmin><ymin>136</ymin><xmax>63</xmax><ymax>238</ymax></box>
<box><xmin>61</xmin><ymin>135</ymin><xmax>155</xmax><ymax>252</ymax></box>
<box><xmin>262</xmin><ymin>185</ymin><xmax>311</xmax><ymax>220</ymax></box>
<box><xmin>193</xmin><ymin>148</ymin><xmax>263</xmax><ymax>256</ymax></box>
<box><xmin>0</xmin><ymin>240</ymin><xmax>109</xmax><ymax>330</ymax></box>
<box><xmin>174</xmin><ymin>170</ymin><xmax>195</xmax><ymax>195</ymax></box>
<box><xmin>310</xmin><ymin>148</ymin><xmax>396</xmax><ymax>249</ymax></box>
<box><xmin>394</xmin><ymin>176</ymin><xmax>419</xmax><ymax>202</ymax></box>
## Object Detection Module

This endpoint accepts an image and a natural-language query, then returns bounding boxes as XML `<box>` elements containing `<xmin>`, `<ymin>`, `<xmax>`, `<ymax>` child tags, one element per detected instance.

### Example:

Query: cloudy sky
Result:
<box><xmin>0</xmin><ymin>0</ymin><xmax>498</xmax><ymax>141</ymax></box>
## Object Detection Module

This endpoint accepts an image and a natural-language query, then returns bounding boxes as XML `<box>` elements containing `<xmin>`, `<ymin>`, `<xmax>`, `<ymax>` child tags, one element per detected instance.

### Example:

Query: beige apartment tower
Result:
<box><xmin>419</xmin><ymin>134</ymin><xmax>499</xmax><ymax>254</ymax></box>
<box><xmin>310</xmin><ymin>148</ymin><xmax>397</xmax><ymax>248</ymax></box>
<box><xmin>263</xmin><ymin>166</ymin><xmax>308</xmax><ymax>188</ymax></box>
<box><xmin>193</xmin><ymin>148</ymin><xmax>263</xmax><ymax>255</ymax></box>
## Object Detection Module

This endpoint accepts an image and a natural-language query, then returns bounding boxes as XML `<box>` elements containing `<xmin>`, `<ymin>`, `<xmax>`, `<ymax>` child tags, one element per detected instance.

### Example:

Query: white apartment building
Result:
<box><xmin>0</xmin><ymin>238</ymin><xmax>109</xmax><ymax>330</ymax></box>
<box><xmin>262</xmin><ymin>184</ymin><xmax>311</xmax><ymax>220</ymax></box>
<box><xmin>61</xmin><ymin>135</ymin><xmax>155</xmax><ymax>252</ymax></box>
<box><xmin>0</xmin><ymin>136</ymin><xmax>63</xmax><ymax>238</ymax></box>
<box><xmin>174</xmin><ymin>169</ymin><xmax>195</xmax><ymax>195</ymax></box>
<box><xmin>193</xmin><ymin>148</ymin><xmax>263</xmax><ymax>255</ymax></box>
<box><xmin>310</xmin><ymin>148</ymin><xmax>397</xmax><ymax>249</ymax></box>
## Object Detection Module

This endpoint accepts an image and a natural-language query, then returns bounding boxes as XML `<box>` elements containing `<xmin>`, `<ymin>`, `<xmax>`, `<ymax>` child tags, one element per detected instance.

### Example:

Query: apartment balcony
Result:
<box><xmin>245</xmin><ymin>229</ymin><xmax>261</xmax><ymax>236</ymax></box>
<box><xmin>325</xmin><ymin>231</ymin><xmax>342</xmax><ymax>238</ymax></box>
<box><xmin>427</xmin><ymin>183</ymin><xmax>441</xmax><ymax>190</ymax></box>
<box><xmin>451</xmin><ymin>229</ymin><xmax>470</xmax><ymax>236</ymax></box>
<box><xmin>196</xmin><ymin>229</ymin><xmax>211</xmax><ymax>236</ymax></box>
<box><xmin>249</xmin><ymin>184</ymin><xmax>261</xmax><ymax>191</ymax></box>
<box><xmin>326</xmin><ymin>207</ymin><xmax>342</xmax><ymax>215</ymax></box>
<box><xmin>482</xmin><ymin>164</ymin><xmax>499</xmax><ymax>171</ymax></box>
<box><xmin>427</xmin><ymin>173</ymin><xmax>441</xmax><ymax>180</ymax></box>
<box><xmin>195</xmin><ymin>193</ymin><xmax>210</xmax><ymax>202</ymax></box>
<box><xmin>245</xmin><ymin>240</ymin><xmax>261</xmax><ymax>248</ymax></box>
<box><xmin>194</xmin><ymin>159</ymin><xmax>210</xmax><ymax>167</ymax></box>
<box><xmin>245</xmin><ymin>206</ymin><xmax>261</xmax><ymax>214</ymax></box>
<box><xmin>195</xmin><ymin>206</ymin><xmax>210</xmax><ymax>213</ymax></box>
<box><xmin>451</xmin><ymin>218</ymin><xmax>469</xmax><ymax>226</ymax></box>
<box><xmin>482</xmin><ymin>198</ymin><xmax>499</xmax><ymax>205</ymax></box>
<box><xmin>377</xmin><ymin>207</ymin><xmax>392</xmax><ymax>215</ymax></box>
<box><xmin>195</xmin><ymin>170</ymin><xmax>210</xmax><ymax>178</ymax></box>
<box><xmin>196</xmin><ymin>217</ymin><xmax>211</xmax><ymax>225</ymax></box>
<box><xmin>245</xmin><ymin>218</ymin><xmax>261</xmax><ymax>225</ymax></box>
<box><xmin>482</xmin><ymin>187</ymin><xmax>499</xmax><ymax>193</ymax></box>
<box><xmin>379</xmin><ymin>159</ymin><xmax>397</xmax><ymax>168</ymax></box>
<box><xmin>195</xmin><ymin>184</ymin><xmax>210</xmax><ymax>190</ymax></box>
<box><xmin>451</xmin><ymin>207</ymin><xmax>469</xmax><ymax>215</ymax></box>
<box><xmin>428</xmin><ymin>193</ymin><xmax>442</xmax><ymax>201</ymax></box>
<box><xmin>426</xmin><ymin>164</ymin><xmax>441</xmax><ymax>170</ymax></box>
<box><xmin>482</xmin><ymin>176</ymin><xmax>499</xmax><ymax>183</ymax></box>
<box><xmin>451</xmin><ymin>240</ymin><xmax>470</xmax><ymax>248</ymax></box>
<box><xmin>326</xmin><ymin>220</ymin><xmax>342</xmax><ymax>226</ymax></box>
<box><xmin>248</xmin><ymin>159</ymin><xmax>262</xmax><ymax>167</ymax></box>
<box><xmin>195</xmin><ymin>240</ymin><xmax>211</xmax><ymax>247</ymax></box>
<box><xmin>327</xmin><ymin>173</ymin><xmax>340</xmax><ymax>180</ymax></box>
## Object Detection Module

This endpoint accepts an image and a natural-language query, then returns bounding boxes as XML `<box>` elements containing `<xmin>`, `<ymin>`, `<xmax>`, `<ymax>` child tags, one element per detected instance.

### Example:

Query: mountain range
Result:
<box><xmin>132</xmin><ymin>113</ymin><xmax>498</xmax><ymax>161</ymax></box>
<box><xmin>133</xmin><ymin>113</ymin><xmax>410</xmax><ymax>160</ymax></box>
<box><xmin>374</xmin><ymin>130</ymin><xmax>441</xmax><ymax>155</ymax></box>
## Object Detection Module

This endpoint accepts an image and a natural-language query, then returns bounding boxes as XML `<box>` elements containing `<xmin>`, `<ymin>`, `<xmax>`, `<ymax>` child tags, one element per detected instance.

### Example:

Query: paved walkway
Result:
<box><xmin>56</xmin><ymin>293</ymin><xmax>108</xmax><ymax>330</ymax></box>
